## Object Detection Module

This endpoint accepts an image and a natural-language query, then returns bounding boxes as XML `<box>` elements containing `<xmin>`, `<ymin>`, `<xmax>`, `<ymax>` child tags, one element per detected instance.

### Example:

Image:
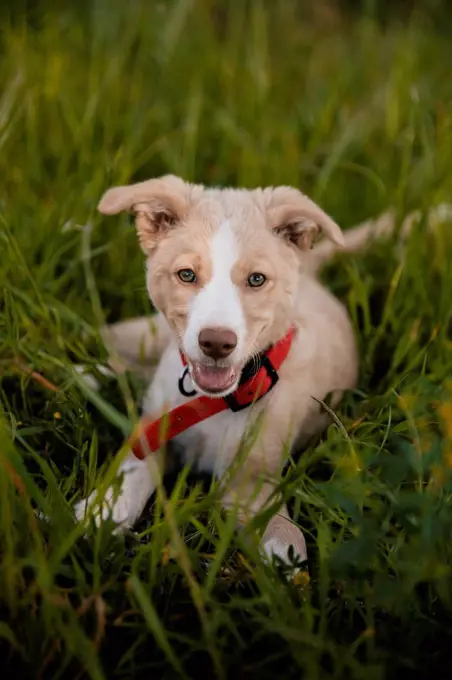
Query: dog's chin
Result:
<box><xmin>189</xmin><ymin>361</ymin><xmax>240</xmax><ymax>398</ymax></box>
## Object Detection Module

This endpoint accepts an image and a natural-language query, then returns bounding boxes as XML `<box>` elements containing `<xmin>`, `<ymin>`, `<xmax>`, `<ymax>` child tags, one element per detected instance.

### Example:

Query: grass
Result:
<box><xmin>1</xmin><ymin>1</ymin><xmax>452</xmax><ymax>678</ymax></box>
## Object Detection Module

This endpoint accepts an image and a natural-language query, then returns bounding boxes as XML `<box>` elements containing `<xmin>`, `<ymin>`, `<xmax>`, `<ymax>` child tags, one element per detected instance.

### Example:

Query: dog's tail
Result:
<box><xmin>308</xmin><ymin>204</ymin><xmax>452</xmax><ymax>274</ymax></box>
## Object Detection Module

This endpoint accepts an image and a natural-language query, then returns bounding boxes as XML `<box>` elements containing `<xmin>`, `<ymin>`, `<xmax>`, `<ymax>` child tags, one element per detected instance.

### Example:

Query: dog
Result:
<box><xmin>74</xmin><ymin>174</ymin><xmax>432</xmax><ymax>566</ymax></box>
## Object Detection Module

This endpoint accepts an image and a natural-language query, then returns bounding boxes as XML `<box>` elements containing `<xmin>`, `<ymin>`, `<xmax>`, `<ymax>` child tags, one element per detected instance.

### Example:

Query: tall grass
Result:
<box><xmin>1</xmin><ymin>1</ymin><xmax>452</xmax><ymax>678</ymax></box>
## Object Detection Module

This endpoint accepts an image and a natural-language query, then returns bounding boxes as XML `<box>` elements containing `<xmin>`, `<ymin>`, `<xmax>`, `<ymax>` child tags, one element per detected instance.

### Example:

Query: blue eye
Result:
<box><xmin>177</xmin><ymin>269</ymin><xmax>197</xmax><ymax>283</ymax></box>
<box><xmin>247</xmin><ymin>272</ymin><xmax>266</xmax><ymax>288</ymax></box>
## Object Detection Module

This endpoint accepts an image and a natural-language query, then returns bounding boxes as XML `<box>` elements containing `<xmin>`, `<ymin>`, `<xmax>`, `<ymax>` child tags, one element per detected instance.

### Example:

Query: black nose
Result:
<box><xmin>198</xmin><ymin>328</ymin><xmax>238</xmax><ymax>360</ymax></box>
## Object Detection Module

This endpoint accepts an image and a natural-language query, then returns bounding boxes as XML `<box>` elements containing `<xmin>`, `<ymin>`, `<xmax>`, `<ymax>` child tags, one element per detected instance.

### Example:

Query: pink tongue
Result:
<box><xmin>192</xmin><ymin>364</ymin><xmax>237</xmax><ymax>393</ymax></box>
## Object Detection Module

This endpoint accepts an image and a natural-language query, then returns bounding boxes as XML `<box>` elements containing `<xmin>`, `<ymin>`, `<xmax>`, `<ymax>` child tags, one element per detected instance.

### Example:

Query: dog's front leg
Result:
<box><xmin>74</xmin><ymin>448</ymin><xmax>171</xmax><ymax>532</ymax></box>
<box><xmin>222</xmin><ymin>413</ymin><xmax>308</xmax><ymax>567</ymax></box>
<box><xmin>222</xmin><ymin>478</ymin><xmax>307</xmax><ymax>568</ymax></box>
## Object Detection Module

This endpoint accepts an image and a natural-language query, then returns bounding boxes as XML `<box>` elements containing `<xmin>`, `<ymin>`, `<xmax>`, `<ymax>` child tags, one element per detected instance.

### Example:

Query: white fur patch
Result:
<box><xmin>184</xmin><ymin>220</ymin><xmax>245</xmax><ymax>361</ymax></box>
<box><xmin>262</xmin><ymin>536</ymin><xmax>307</xmax><ymax>565</ymax></box>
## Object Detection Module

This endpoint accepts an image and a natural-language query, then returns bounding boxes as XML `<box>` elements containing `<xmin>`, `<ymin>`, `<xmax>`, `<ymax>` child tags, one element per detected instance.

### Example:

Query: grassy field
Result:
<box><xmin>1</xmin><ymin>1</ymin><xmax>452</xmax><ymax>678</ymax></box>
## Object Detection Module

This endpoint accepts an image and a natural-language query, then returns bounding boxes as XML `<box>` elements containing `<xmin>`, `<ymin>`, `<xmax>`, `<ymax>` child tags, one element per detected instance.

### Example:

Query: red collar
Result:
<box><xmin>130</xmin><ymin>326</ymin><xmax>295</xmax><ymax>460</ymax></box>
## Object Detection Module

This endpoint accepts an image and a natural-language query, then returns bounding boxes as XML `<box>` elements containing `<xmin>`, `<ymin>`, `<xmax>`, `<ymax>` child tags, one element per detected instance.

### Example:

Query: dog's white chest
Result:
<box><xmin>141</xmin><ymin>345</ymin><xmax>251</xmax><ymax>476</ymax></box>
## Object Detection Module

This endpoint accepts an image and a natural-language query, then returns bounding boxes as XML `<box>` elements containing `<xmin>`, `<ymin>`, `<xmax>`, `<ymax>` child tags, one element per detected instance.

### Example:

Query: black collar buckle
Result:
<box><xmin>224</xmin><ymin>355</ymin><xmax>279</xmax><ymax>413</ymax></box>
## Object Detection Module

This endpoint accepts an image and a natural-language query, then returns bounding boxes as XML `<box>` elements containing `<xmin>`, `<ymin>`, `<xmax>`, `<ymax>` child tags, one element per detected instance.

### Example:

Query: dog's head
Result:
<box><xmin>98</xmin><ymin>175</ymin><xmax>343</xmax><ymax>396</ymax></box>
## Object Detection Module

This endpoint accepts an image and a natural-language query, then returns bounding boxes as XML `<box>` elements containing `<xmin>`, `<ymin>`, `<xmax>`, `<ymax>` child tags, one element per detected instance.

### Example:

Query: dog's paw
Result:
<box><xmin>262</xmin><ymin>536</ymin><xmax>307</xmax><ymax>565</ymax></box>
<box><xmin>74</xmin><ymin>487</ymin><xmax>133</xmax><ymax>533</ymax></box>
<box><xmin>261</xmin><ymin>533</ymin><xmax>308</xmax><ymax>582</ymax></box>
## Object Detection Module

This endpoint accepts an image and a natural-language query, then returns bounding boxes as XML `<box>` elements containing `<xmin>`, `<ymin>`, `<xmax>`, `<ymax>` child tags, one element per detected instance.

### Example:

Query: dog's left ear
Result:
<box><xmin>267</xmin><ymin>187</ymin><xmax>344</xmax><ymax>250</ymax></box>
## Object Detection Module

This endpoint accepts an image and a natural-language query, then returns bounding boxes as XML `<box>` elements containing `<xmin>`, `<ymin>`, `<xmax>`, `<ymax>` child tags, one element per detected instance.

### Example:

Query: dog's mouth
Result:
<box><xmin>189</xmin><ymin>361</ymin><xmax>240</xmax><ymax>396</ymax></box>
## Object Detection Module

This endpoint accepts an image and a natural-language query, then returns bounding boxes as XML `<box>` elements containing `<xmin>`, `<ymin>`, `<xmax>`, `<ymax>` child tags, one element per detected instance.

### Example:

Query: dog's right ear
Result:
<box><xmin>97</xmin><ymin>175</ymin><xmax>189</xmax><ymax>253</ymax></box>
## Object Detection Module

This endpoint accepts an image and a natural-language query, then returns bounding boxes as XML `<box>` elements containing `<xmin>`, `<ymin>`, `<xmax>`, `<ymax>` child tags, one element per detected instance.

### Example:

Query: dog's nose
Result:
<box><xmin>198</xmin><ymin>328</ymin><xmax>237</xmax><ymax>360</ymax></box>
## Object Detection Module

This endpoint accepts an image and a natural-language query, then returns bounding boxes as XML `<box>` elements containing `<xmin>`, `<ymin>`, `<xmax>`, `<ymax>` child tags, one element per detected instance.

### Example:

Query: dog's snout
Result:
<box><xmin>198</xmin><ymin>328</ymin><xmax>237</xmax><ymax>360</ymax></box>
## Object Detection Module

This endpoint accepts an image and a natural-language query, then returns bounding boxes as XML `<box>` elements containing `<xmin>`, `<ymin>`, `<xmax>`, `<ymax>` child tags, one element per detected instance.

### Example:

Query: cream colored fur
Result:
<box><xmin>74</xmin><ymin>176</ymin><xmax>441</xmax><ymax>567</ymax></box>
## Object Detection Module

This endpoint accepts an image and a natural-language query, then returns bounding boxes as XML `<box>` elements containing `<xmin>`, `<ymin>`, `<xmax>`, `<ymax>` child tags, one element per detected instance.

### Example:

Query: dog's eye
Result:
<box><xmin>247</xmin><ymin>272</ymin><xmax>266</xmax><ymax>288</ymax></box>
<box><xmin>177</xmin><ymin>268</ymin><xmax>197</xmax><ymax>283</ymax></box>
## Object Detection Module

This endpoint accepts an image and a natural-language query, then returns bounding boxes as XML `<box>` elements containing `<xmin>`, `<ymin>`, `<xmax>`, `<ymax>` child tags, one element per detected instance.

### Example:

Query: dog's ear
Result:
<box><xmin>98</xmin><ymin>175</ymin><xmax>189</xmax><ymax>253</ymax></box>
<box><xmin>267</xmin><ymin>187</ymin><xmax>344</xmax><ymax>251</ymax></box>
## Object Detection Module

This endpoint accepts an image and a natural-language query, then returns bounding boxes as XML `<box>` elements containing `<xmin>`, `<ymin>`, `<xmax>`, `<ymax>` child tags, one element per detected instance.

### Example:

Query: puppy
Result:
<box><xmin>74</xmin><ymin>175</ymin><xmax>410</xmax><ymax>565</ymax></box>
